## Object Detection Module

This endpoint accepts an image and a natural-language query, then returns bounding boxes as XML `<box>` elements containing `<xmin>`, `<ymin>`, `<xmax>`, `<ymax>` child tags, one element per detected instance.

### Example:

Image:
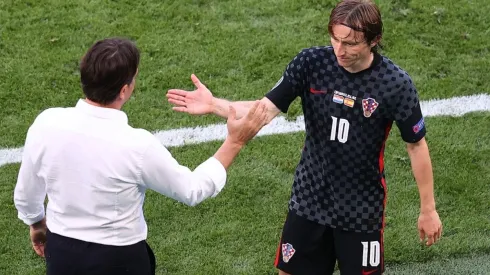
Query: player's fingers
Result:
<box><xmin>260</xmin><ymin>106</ymin><xmax>269</xmax><ymax>126</ymax></box>
<box><xmin>426</xmin><ymin>235</ymin><xmax>434</xmax><ymax>246</ymax></box>
<box><xmin>418</xmin><ymin>228</ymin><xmax>425</xmax><ymax>243</ymax></box>
<box><xmin>172</xmin><ymin>107</ymin><xmax>187</xmax><ymax>112</ymax></box>
<box><xmin>166</xmin><ymin>93</ymin><xmax>186</xmax><ymax>101</ymax></box>
<box><xmin>258</xmin><ymin>104</ymin><xmax>269</xmax><ymax>126</ymax></box>
<box><xmin>191</xmin><ymin>74</ymin><xmax>204</xmax><ymax>89</ymax></box>
<box><xmin>168</xmin><ymin>99</ymin><xmax>186</xmax><ymax>107</ymax></box>
<box><xmin>246</xmin><ymin>101</ymin><xmax>260</xmax><ymax>118</ymax></box>
<box><xmin>167</xmin><ymin>98</ymin><xmax>187</xmax><ymax>107</ymax></box>
<box><xmin>253</xmin><ymin>102</ymin><xmax>266</xmax><ymax>119</ymax></box>
<box><xmin>167</xmin><ymin>89</ymin><xmax>190</xmax><ymax>96</ymax></box>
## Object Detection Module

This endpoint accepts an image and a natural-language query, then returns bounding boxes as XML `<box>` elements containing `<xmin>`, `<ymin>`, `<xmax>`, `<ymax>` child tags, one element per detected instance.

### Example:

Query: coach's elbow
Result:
<box><xmin>178</xmin><ymin>186</ymin><xmax>206</xmax><ymax>207</ymax></box>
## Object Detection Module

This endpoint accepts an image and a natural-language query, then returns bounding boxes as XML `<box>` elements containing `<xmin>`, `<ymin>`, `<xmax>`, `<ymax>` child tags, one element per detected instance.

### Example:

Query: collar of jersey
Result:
<box><xmin>75</xmin><ymin>99</ymin><xmax>128</xmax><ymax>124</ymax></box>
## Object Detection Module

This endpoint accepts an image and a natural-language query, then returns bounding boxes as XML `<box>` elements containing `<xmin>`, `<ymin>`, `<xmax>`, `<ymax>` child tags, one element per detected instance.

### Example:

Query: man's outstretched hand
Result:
<box><xmin>167</xmin><ymin>74</ymin><xmax>214</xmax><ymax>115</ymax></box>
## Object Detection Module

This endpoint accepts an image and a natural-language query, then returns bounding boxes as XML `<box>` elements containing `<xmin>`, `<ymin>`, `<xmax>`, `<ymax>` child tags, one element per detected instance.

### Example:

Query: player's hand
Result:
<box><xmin>418</xmin><ymin>210</ymin><xmax>442</xmax><ymax>246</ymax></box>
<box><xmin>167</xmin><ymin>74</ymin><xmax>214</xmax><ymax>115</ymax></box>
<box><xmin>30</xmin><ymin>218</ymin><xmax>47</xmax><ymax>257</ymax></box>
<box><xmin>226</xmin><ymin>100</ymin><xmax>268</xmax><ymax>146</ymax></box>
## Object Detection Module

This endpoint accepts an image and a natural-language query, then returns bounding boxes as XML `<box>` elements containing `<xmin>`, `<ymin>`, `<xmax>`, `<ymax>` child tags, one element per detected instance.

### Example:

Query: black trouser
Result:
<box><xmin>45</xmin><ymin>230</ymin><xmax>156</xmax><ymax>275</ymax></box>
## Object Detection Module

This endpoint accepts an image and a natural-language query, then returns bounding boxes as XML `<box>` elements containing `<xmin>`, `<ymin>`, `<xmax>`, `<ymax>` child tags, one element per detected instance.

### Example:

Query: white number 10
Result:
<box><xmin>362</xmin><ymin>241</ymin><xmax>380</xmax><ymax>267</ymax></box>
<box><xmin>330</xmin><ymin>116</ymin><xmax>350</xmax><ymax>143</ymax></box>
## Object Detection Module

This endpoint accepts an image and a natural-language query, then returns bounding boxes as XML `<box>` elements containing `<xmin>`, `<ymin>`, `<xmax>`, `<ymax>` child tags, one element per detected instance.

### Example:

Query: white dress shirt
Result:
<box><xmin>14</xmin><ymin>99</ymin><xmax>227</xmax><ymax>246</ymax></box>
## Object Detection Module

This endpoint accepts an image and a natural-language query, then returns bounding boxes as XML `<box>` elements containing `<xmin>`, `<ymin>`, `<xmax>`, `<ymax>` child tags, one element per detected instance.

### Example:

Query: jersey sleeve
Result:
<box><xmin>389</xmin><ymin>79</ymin><xmax>426</xmax><ymax>143</ymax></box>
<box><xmin>265</xmin><ymin>49</ymin><xmax>309</xmax><ymax>113</ymax></box>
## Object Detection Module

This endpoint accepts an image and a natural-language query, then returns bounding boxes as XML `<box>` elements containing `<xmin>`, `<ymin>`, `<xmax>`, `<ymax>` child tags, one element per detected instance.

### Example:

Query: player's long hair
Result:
<box><xmin>328</xmin><ymin>0</ymin><xmax>383</xmax><ymax>52</ymax></box>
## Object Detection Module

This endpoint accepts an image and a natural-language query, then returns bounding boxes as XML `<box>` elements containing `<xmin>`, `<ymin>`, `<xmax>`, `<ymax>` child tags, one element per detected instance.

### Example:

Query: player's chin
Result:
<box><xmin>337</xmin><ymin>59</ymin><xmax>352</xmax><ymax>68</ymax></box>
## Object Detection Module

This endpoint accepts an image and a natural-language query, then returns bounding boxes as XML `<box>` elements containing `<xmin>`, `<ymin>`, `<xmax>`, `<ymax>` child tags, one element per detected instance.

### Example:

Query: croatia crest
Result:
<box><xmin>362</xmin><ymin>98</ymin><xmax>379</xmax><ymax>118</ymax></box>
<box><xmin>282</xmin><ymin>243</ymin><xmax>296</xmax><ymax>263</ymax></box>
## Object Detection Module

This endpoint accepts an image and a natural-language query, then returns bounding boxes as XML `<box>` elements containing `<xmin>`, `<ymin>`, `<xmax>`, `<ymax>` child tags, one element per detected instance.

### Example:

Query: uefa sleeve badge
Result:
<box><xmin>282</xmin><ymin>243</ymin><xmax>296</xmax><ymax>263</ymax></box>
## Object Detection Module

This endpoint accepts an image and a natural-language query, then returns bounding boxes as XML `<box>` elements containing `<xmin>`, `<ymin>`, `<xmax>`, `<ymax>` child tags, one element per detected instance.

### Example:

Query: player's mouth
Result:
<box><xmin>338</xmin><ymin>57</ymin><xmax>350</xmax><ymax>63</ymax></box>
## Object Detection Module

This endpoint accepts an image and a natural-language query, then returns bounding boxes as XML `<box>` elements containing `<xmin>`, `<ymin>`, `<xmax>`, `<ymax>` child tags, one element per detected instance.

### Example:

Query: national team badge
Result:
<box><xmin>362</xmin><ymin>98</ymin><xmax>379</xmax><ymax>118</ymax></box>
<box><xmin>282</xmin><ymin>243</ymin><xmax>296</xmax><ymax>263</ymax></box>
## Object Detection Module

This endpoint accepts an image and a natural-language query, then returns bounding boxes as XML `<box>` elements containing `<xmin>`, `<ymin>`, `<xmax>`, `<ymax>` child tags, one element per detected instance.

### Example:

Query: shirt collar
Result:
<box><xmin>75</xmin><ymin>99</ymin><xmax>128</xmax><ymax>124</ymax></box>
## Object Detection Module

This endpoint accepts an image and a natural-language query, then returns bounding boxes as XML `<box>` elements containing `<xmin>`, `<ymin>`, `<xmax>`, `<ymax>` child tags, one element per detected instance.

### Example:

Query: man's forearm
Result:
<box><xmin>407</xmin><ymin>139</ymin><xmax>436</xmax><ymax>213</ymax></box>
<box><xmin>212</xmin><ymin>98</ymin><xmax>255</xmax><ymax>119</ymax></box>
<box><xmin>213</xmin><ymin>138</ymin><xmax>244</xmax><ymax>170</ymax></box>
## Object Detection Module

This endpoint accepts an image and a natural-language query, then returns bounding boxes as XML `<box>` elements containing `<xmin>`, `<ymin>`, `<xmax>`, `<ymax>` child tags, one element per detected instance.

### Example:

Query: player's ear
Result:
<box><xmin>370</xmin><ymin>35</ymin><xmax>381</xmax><ymax>48</ymax></box>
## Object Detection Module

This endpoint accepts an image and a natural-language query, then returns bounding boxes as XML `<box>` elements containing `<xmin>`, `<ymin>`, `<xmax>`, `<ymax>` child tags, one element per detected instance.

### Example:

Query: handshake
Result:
<box><xmin>167</xmin><ymin>74</ymin><xmax>276</xmax><ymax>151</ymax></box>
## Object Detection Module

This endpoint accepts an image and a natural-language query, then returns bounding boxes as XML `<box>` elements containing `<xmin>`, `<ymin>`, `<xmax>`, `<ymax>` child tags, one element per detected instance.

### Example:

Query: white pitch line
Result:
<box><xmin>1</xmin><ymin>94</ymin><xmax>489</xmax><ymax>168</ymax></box>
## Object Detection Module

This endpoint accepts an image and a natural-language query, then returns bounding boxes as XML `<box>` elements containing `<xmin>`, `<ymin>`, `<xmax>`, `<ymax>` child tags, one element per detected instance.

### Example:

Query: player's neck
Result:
<box><xmin>343</xmin><ymin>52</ymin><xmax>374</xmax><ymax>74</ymax></box>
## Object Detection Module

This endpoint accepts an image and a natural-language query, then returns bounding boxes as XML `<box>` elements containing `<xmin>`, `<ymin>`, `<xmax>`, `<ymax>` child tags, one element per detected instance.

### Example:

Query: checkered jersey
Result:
<box><xmin>265</xmin><ymin>46</ymin><xmax>426</xmax><ymax>233</ymax></box>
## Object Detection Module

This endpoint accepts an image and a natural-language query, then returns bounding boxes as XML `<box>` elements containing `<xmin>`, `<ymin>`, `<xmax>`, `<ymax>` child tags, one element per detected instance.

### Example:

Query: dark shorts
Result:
<box><xmin>275</xmin><ymin>211</ymin><xmax>385</xmax><ymax>275</ymax></box>
<box><xmin>45</xmin><ymin>230</ymin><xmax>156</xmax><ymax>275</ymax></box>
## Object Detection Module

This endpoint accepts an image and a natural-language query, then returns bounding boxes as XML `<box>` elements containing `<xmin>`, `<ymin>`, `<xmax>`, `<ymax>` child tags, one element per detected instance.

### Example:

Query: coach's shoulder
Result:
<box><xmin>129</xmin><ymin>128</ymin><xmax>165</xmax><ymax>148</ymax></box>
<box><xmin>32</xmin><ymin>106</ymin><xmax>72</xmax><ymax>124</ymax></box>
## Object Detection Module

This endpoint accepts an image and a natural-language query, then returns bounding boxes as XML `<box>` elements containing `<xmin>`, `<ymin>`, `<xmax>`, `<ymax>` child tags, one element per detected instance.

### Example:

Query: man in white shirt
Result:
<box><xmin>13</xmin><ymin>38</ymin><xmax>269</xmax><ymax>275</ymax></box>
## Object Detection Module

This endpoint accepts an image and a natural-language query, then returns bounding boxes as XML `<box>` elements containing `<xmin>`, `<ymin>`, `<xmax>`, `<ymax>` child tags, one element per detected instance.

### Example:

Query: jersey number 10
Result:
<box><xmin>361</xmin><ymin>241</ymin><xmax>381</xmax><ymax>267</ymax></box>
<box><xmin>330</xmin><ymin>116</ymin><xmax>350</xmax><ymax>143</ymax></box>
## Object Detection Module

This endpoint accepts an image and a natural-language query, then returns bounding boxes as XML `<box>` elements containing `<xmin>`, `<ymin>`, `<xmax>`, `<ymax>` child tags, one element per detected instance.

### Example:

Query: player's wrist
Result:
<box><xmin>420</xmin><ymin>202</ymin><xmax>436</xmax><ymax>214</ymax></box>
<box><xmin>210</xmin><ymin>97</ymin><xmax>220</xmax><ymax>115</ymax></box>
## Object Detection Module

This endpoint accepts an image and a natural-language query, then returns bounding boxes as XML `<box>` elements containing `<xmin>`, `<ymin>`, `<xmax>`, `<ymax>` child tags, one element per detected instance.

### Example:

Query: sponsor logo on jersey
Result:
<box><xmin>362</xmin><ymin>98</ymin><xmax>379</xmax><ymax>117</ymax></box>
<box><xmin>309</xmin><ymin>87</ymin><xmax>327</xmax><ymax>94</ymax></box>
<box><xmin>412</xmin><ymin>117</ymin><xmax>425</xmax><ymax>133</ymax></box>
<box><xmin>281</xmin><ymin>243</ymin><xmax>296</xmax><ymax>263</ymax></box>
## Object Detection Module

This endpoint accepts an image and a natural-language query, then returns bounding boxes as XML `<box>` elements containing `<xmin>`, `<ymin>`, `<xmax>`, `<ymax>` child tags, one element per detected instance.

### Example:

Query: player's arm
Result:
<box><xmin>167</xmin><ymin>50</ymin><xmax>308</xmax><ymax>123</ymax></box>
<box><xmin>405</xmin><ymin>137</ymin><xmax>442</xmax><ymax>245</ymax></box>
<box><xmin>167</xmin><ymin>74</ymin><xmax>294</xmax><ymax>124</ymax></box>
<box><xmin>211</xmin><ymin>97</ymin><xmax>280</xmax><ymax>123</ymax></box>
<box><xmin>391</xmin><ymin>84</ymin><xmax>442</xmax><ymax>247</ymax></box>
<box><xmin>406</xmin><ymin>138</ymin><xmax>434</xmax><ymax>213</ymax></box>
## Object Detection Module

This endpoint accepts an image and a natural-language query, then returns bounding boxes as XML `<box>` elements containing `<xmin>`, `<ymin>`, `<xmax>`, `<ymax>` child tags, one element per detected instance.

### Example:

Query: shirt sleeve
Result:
<box><xmin>389</xmin><ymin>78</ymin><xmax>426</xmax><ymax>143</ymax></box>
<box><xmin>265</xmin><ymin>49</ymin><xmax>309</xmax><ymax>113</ymax></box>
<box><xmin>14</xmin><ymin>127</ymin><xmax>47</xmax><ymax>226</ymax></box>
<box><xmin>140</xmin><ymin>138</ymin><xmax>227</xmax><ymax>206</ymax></box>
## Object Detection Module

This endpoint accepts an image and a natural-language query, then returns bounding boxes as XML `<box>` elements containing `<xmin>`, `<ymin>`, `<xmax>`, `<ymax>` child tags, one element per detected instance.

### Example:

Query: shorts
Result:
<box><xmin>274</xmin><ymin>210</ymin><xmax>385</xmax><ymax>275</ymax></box>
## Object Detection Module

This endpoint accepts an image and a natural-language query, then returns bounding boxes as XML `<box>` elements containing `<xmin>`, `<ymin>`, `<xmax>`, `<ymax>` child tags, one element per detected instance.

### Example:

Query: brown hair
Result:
<box><xmin>80</xmin><ymin>38</ymin><xmax>140</xmax><ymax>105</ymax></box>
<box><xmin>328</xmin><ymin>0</ymin><xmax>383</xmax><ymax>52</ymax></box>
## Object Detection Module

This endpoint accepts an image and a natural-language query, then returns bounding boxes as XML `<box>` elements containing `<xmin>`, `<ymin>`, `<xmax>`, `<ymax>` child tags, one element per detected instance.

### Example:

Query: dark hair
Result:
<box><xmin>328</xmin><ymin>0</ymin><xmax>383</xmax><ymax>52</ymax></box>
<box><xmin>80</xmin><ymin>38</ymin><xmax>140</xmax><ymax>105</ymax></box>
